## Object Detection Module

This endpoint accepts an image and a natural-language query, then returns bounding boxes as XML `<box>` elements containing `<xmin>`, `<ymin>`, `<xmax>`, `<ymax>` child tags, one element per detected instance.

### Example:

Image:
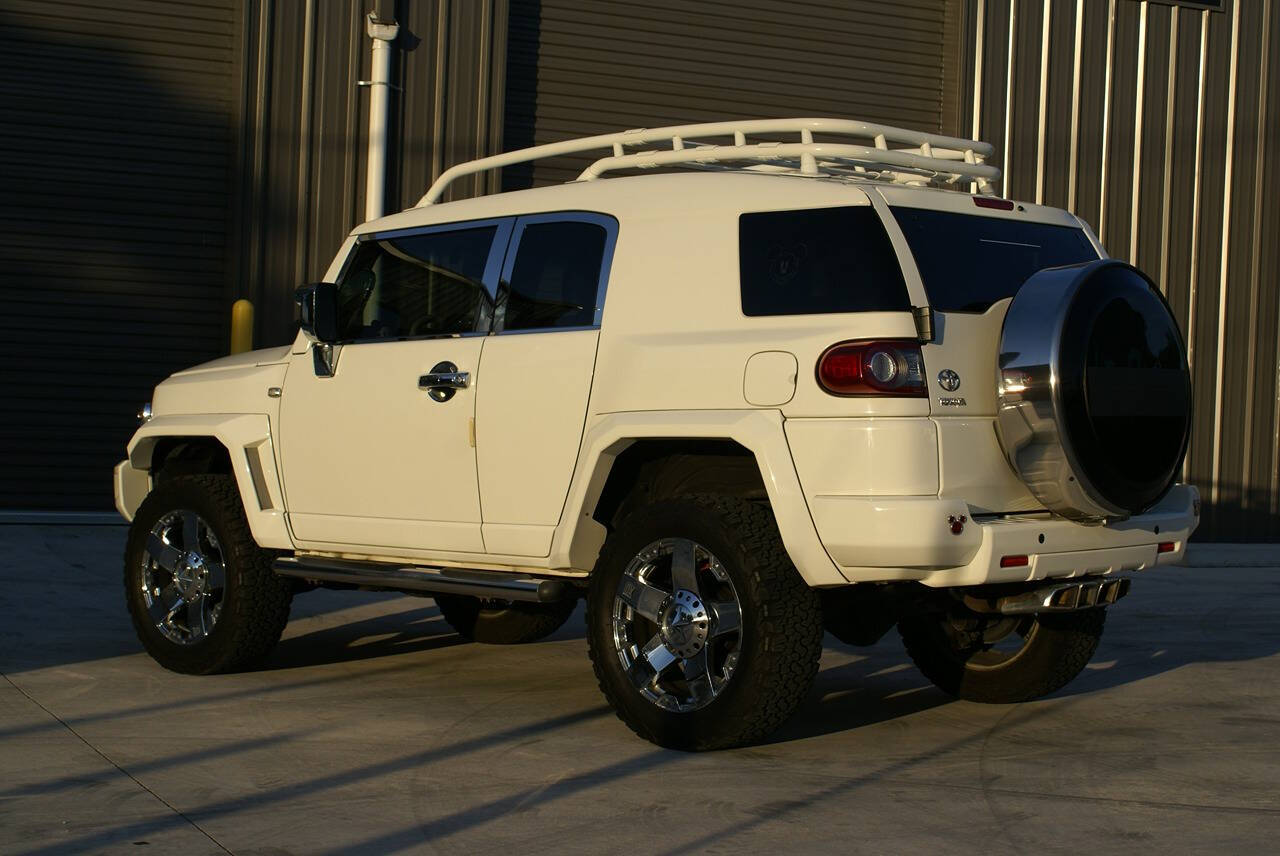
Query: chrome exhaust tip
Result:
<box><xmin>998</xmin><ymin>577</ymin><xmax>1130</xmax><ymax>615</ymax></box>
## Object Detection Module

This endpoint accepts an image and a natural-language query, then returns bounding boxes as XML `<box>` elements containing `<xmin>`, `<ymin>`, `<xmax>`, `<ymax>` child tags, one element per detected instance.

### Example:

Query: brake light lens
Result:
<box><xmin>1157</xmin><ymin>541</ymin><xmax>1175</xmax><ymax>554</ymax></box>
<box><xmin>817</xmin><ymin>340</ymin><xmax>927</xmax><ymax>397</ymax></box>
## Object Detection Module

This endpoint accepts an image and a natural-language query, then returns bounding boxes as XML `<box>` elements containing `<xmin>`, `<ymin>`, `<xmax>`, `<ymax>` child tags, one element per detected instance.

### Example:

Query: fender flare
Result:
<box><xmin>126</xmin><ymin>414</ymin><xmax>292</xmax><ymax>549</ymax></box>
<box><xmin>548</xmin><ymin>409</ymin><xmax>849</xmax><ymax>587</ymax></box>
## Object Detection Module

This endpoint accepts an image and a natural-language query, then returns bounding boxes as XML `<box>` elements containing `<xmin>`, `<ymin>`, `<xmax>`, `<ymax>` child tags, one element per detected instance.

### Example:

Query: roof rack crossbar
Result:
<box><xmin>415</xmin><ymin>117</ymin><xmax>1000</xmax><ymax>206</ymax></box>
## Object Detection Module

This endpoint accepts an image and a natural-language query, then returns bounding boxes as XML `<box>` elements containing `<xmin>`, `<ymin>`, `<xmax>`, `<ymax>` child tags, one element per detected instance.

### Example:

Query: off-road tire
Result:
<box><xmin>898</xmin><ymin>607</ymin><xmax>1106</xmax><ymax>703</ymax></box>
<box><xmin>586</xmin><ymin>495</ymin><xmax>823</xmax><ymax>751</ymax></box>
<box><xmin>434</xmin><ymin>594</ymin><xmax>577</xmax><ymax>644</ymax></box>
<box><xmin>124</xmin><ymin>474</ymin><xmax>292</xmax><ymax>674</ymax></box>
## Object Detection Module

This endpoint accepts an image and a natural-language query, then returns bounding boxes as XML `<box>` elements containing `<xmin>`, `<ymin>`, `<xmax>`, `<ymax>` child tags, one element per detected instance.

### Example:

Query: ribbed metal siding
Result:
<box><xmin>504</xmin><ymin>0</ymin><xmax>953</xmax><ymax>189</ymax></box>
<box><xmin>957</xmin><ymin>0</ymin><xmax>1280</xmax><ymax>540</ymax></box>
<box><xmin>233</xmin><ymin>0</ymin><xmax>509</xmax><ymax>344</ymax></box>
<box><xmin>0</xmin><ymin>0</ymin><xmax>239</xmax><ymax>510</ymax></box>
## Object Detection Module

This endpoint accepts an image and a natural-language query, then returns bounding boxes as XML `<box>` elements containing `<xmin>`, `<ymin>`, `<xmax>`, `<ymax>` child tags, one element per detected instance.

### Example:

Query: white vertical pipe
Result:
<box><xmin>365</xmin><ymin>13</ymin><xmax>400</xmax><ymax>223</ymax></box>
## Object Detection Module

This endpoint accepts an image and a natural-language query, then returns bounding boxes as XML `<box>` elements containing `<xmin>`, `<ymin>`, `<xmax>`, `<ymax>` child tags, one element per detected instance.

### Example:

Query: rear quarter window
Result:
<box><xmin>739</xmin><ymin>206</ymin><xmax>911</xmax><ymax>316</ymax></box>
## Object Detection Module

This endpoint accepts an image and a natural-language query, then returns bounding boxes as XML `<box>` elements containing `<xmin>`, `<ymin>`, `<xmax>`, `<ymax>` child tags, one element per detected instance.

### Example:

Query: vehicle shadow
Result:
<box><xmin>1054</xmin><ymin>564</ymin><xmax>1280</xmax><ymax>696</ymax></box>
<box><xmin>264</xmin><ymin>595</ymin><xmax>589</xmax><ymax>671</ymax></box>
<box><xmin>266</xmin><ymin>603</ymin><xmax>466</xmax><ymax>669</ymax></box>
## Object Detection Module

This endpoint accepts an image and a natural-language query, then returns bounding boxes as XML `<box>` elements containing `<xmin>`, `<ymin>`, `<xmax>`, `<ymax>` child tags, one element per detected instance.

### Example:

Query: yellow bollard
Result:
<box><xmin>229</xmin><ymin>299</ymin><xmax>254</xmax><ymax>354</ymax></box>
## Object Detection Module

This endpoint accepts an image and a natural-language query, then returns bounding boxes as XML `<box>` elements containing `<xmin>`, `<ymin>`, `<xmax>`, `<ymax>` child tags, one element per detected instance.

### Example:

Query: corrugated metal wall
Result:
<box><xmin>0</xmin><ymin>0</ymin><xmax>240</xmax><ymax>510</ymax></box>
<box><xmin>956</xmin><ymin>0</ymin><xmax>1280</xmax><ymax>539</ymax></box>
<box><xmin>503</xmin><ymin>0</ymin><xmax>958</xmax><ymax>189</ymax></box>
<box><xmin>234</xmin><ymin>0</ymin><xmax>509</xmax><ymax>344</ymax></box>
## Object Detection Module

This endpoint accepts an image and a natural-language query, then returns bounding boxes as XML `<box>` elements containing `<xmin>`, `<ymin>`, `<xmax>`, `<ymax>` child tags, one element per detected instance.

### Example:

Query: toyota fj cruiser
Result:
<box><xmin>115</xmin><ymin>119</ymin><xmax>1197</xmax><ymax>750</ymax></box>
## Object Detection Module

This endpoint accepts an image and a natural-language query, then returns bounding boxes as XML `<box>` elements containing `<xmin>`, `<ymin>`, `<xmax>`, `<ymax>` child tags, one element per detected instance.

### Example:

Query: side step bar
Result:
<box><xmin>273</xmin><ymin>555</ymin><xmax>575</xmax><ymax>603</ymax></box>
<box><xmin>996</xmin><ymin>577</ymin><xmax>1131</xmax><ymax>615</ymax></box>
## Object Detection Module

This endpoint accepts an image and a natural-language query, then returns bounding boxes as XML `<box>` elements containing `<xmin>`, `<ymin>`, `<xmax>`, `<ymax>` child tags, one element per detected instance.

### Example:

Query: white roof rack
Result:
<box><xmin>416</xmin><ymin>117</ymin><xmax>1001</xmax><ymax>207</ymax></box>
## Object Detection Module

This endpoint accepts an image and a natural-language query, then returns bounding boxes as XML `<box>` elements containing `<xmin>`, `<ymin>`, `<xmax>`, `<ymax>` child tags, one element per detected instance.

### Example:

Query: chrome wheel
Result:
<box><xmin>139</xmin><ymin>509</ymin><xmax>226</xmax><ymax>645</ymax></box>
<box><xmin>611</xmin><ymin>537</ymin><xmax>743</xmax><ymax>712</ymax></box>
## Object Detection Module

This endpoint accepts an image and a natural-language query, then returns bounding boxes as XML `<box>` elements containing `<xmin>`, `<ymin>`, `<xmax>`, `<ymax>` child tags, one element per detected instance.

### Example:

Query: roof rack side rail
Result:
<box><xmin>415</xmin><ymin>118</ymin><xmax>1001</xmax><ymax>207</ymax></box>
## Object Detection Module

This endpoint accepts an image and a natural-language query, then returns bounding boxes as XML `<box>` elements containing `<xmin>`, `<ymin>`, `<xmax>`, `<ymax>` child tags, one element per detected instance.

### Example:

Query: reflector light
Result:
<box><xmin>1000</xmin><ymin>554</ymin><xmax>1029</xmax><ymax>568</ymax></box>
<box><xmin>816</xmin><ymin>340</ymin><xmax>927</xmax><ymax>397</ymax></box>
<box><xmin>1157</xmin><ymin>541</ymin><xmax>1175</xmax><ymax>554</ymax></box>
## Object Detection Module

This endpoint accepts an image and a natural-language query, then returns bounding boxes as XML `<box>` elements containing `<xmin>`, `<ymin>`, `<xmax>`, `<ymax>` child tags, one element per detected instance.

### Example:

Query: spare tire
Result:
<box><xmin>995</xmin><ymin>259</ymin><xmax>1191</xmax><ymax>522</ymax></box>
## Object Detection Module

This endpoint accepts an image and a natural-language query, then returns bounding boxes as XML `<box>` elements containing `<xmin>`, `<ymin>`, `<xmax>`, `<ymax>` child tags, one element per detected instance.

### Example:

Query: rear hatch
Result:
<box><xmin>883</xmin><ymin>192</ymin><xmax>1102</xmax><ymax>513</ymax></box>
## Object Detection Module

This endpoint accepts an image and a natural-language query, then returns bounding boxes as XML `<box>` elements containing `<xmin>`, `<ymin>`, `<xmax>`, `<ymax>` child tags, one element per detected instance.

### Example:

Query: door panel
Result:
<box><xmin>278</xmin><ymin>216</ymin><xmax>511</xmax><ymax>555</ymax></box>
<box><xmin>280</xmin><ymin>337</ymin><xmax>486</xmax><ymax>552</ymax></box>
<box><xmin>476</xmin><ymin>330</ymin><xmax>599</xmax><ymax>555</ymax></box>
<box><xmin>474</xmin><ymin>212</ymin><xmax>616</xmax><ymax>557</ymax></box>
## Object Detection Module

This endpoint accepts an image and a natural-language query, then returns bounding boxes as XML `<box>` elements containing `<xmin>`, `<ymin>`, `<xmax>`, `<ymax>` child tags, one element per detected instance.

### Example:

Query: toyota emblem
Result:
<box><xmin>938</xmin><ymin>369</ymin><xmax>961</xmax><ymax>392</ymax></box>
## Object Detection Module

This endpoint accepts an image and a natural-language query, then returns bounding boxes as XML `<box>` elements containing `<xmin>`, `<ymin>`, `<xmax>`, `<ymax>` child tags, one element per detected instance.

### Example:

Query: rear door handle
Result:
<box><xmin>418</xmin><ymin>361</ymin><xmax>469</xmax><ymax>402</ymax></box>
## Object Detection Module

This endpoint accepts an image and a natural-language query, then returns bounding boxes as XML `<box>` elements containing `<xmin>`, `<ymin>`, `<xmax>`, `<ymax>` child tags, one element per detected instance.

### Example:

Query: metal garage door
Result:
<box><xmin>0</xmin><ymin>1</ymin><xmax>238</xmax><ymax>511</ymax></box>
<box><xmin>504</xmin><ymin>0</ymin><xmax>953</xmax><ymax>188</ymax></box>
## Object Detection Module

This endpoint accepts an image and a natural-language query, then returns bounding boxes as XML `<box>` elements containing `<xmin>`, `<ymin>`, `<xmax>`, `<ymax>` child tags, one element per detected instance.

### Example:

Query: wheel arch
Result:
<box><xmin>124</xmin><ymin>414</ymin><xmax>292</xmax><ymax>549</ymax></box>
<box><xmin>549</xmin><ymin>410</ymin><xmax>847</xmax><ymax>587</ymax></box>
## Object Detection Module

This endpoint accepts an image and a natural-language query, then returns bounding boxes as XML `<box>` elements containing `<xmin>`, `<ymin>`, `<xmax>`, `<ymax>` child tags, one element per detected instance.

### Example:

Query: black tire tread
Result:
<box><xmin>587</xmin><ymin>494</ymin><xmax>823</xmax><ymax>751</ymax></box>
<box><xmin>898</xmin><ymin>607</ymin><xmax>1105</xmax><ymax>704</ymax></box>
<box><xmin>124</xmin><ymin>474</ymin><xmax>292</xmax><ymax>674</ymax></box>
<box><xmin>434</xmin><ymin>594</ymin><xmax>577</xmax><ymax>644</ymax></box>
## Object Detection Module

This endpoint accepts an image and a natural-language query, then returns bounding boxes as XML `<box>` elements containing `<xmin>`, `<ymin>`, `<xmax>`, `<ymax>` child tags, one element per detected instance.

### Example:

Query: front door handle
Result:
<box><xmin>419</xmin><ymin>361</ymin><xmax>470</xmax><ymax>402</ymax></box>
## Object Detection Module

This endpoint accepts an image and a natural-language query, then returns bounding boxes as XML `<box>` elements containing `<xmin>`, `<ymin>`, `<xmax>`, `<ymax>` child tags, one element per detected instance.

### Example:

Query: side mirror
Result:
<box><xmin>295</xmin><ymin>282</ymin><xmax>339</xmax><ymax>343</ymax></box>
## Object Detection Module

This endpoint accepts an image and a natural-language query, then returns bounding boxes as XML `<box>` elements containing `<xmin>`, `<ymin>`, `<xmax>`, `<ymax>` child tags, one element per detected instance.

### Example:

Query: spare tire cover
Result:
<box><xmin>995</xmin><ymin>259</ymin><xmax>1191</xmax><ymax>521</ymax></box>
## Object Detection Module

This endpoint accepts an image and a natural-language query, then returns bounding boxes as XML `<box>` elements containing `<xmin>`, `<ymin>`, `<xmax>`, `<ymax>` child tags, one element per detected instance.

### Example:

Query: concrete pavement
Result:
<box><xmin>1</xmin><ymin>524</ymin><xmax>1278</xmax><ymax>854</ymax></box>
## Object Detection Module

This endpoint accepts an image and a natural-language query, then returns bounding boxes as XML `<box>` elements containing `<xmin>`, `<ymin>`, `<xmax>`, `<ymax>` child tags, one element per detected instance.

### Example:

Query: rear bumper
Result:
<box><xmin>811</xmin><ymin>484</ymin><xmax>1199</xmax><ymax>586</ymax></box>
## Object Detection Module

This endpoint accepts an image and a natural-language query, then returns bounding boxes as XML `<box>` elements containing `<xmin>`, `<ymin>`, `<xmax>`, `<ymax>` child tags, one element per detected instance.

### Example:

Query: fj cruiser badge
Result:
<box><xmin>938</xmin><ymin>368</ymin><xmax>961</xmax><ymax>391</ymax></box>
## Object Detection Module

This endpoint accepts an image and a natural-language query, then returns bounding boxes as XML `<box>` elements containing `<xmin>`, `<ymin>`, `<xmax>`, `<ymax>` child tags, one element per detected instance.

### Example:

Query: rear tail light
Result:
<box><xmin>816</xmin><ymin>339</ymin><xmax>927</xmax><ymax>397</ymax></box>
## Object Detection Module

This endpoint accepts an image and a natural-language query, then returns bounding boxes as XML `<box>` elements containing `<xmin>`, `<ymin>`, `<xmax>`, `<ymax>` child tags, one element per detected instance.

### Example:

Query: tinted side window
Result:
<box><xmin>891</xmin><ymin>207</ymin><xmax>1099</xmax><ymax>312</ymax></box>
<box><xmin>335</xmin><ymin>226</ymin><xmax>496</xmax><ymax>340</ymax></box>
<box><xmin>739</xmin><ymin>206</ymin><xmax>910</xmax><ymax>316</ymax></box>
<box><xmin>502</xmin><ymin>221</ymin><xmax>607</xmax><ymax>331</ymax></box>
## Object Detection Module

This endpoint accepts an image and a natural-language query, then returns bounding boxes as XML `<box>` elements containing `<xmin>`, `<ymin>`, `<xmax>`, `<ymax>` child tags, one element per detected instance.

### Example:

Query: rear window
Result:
<box><xmin>739</xmin><ymin>206</ymin><xmax>911</xmax><ymax>316</ymax></box>
<box><xmin>891</xmin><ymin>207</ymin><xmax>1099</xmax><ymax>312</ymax></box>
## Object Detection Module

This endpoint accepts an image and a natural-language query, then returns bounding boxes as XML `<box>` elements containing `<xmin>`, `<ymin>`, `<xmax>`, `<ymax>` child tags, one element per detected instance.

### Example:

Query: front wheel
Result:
<box><xmin>586</xmin><ymin>495</ymin><xmax>823</xmax><ymax>751</ymax></box>
<box><xmin>898</xmin><ymin>607</ymin><xmax>1106</xmax><ymax>703</ymax></box>
<box><xmin>124</xmin><ymin>474</ymin><xmax>292</xmax><ymax>674</ymax></box>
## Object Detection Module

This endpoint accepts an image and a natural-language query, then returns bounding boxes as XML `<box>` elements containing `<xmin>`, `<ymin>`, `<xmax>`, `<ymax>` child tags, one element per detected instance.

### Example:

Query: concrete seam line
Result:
<box><xmin>0</xmin><ymin>672</ymin><xmax>234</xmax><ymax>856</ymax></box>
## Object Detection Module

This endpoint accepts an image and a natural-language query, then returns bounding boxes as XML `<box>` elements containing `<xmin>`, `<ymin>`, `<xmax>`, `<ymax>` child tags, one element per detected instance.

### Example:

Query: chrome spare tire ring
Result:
<box><xmin>611</xmin><ymin>538</ymin><xmax>744</xmax><ymax>713</ymax></box>
<box><xmin>996</xmin><ymin>259</ymin><xmax>1191</xmax><ymax>521</ymax></box>
<box><xmin>140</xmin><ymin>509</ymin><xmax>226</xmax><ymax>646</ymax></box>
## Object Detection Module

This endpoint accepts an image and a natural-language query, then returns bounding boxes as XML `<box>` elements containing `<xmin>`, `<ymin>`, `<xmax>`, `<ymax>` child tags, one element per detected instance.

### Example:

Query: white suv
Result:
<box><xmin>114</xmin><ymin>119</ymin><xmax>1198</xmax><ymax>750</ymax></box>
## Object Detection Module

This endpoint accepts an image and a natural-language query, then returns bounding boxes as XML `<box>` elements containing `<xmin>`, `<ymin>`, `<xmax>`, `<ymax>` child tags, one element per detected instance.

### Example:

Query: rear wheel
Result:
<box><xmin>586</xmin><ymin>495</ymin><xmax>823</xmax><ymax>751</ymax></box>
<box><xmin>898</xmin><ymin>607</ymin><xmax>1105</xmax><ymax>703</ymax></box>
<box><xmin>433</xmin><ymin>594</ymin><xmax>577</xmax><ymax>644</ymax></box>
